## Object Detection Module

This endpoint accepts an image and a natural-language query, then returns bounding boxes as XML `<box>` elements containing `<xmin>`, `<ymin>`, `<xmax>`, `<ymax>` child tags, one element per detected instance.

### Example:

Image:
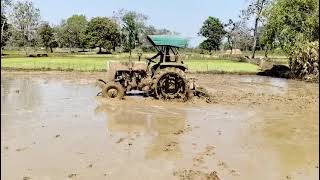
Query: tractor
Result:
<box><xmin>96</xmin><ymin>35</ymin><xmax>211</xmax><ymax>102</ymax></box>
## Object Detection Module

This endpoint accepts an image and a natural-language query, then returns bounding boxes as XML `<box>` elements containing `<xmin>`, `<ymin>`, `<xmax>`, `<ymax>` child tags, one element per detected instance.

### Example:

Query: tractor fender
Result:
<box><xmin>159</xmin><ymin>62</ymin><xmax>188</xmax><ymax>72</ymax></box>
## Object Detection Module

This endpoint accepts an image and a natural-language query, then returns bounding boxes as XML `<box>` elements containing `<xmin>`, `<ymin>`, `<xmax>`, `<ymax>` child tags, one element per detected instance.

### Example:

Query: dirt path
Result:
<box><xmin>1</xmin><ymin>71</ymin><xmax>319</xmax><ymax>180</ymax></box>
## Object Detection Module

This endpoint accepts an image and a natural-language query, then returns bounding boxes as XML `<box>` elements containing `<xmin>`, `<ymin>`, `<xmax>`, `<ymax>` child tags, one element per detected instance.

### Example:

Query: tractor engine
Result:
<box><xmin>114</xmin><ymin>70</ymin><xmax>149</xmax><ymax>92</ymax></box>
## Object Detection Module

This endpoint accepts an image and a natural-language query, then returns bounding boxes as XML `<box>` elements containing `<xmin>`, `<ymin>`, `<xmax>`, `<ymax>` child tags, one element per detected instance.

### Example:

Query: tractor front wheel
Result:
<box><xmin>101</xmin><ymin>82</ymin><xmax>125</xmax><ymax>99</ymax></box>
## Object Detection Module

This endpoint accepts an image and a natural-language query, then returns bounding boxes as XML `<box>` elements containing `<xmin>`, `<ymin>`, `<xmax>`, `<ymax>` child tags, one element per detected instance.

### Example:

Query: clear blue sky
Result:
<box><xmin>31</xmin><ymin>0</ymin><xmax>248</xmax><ymax>47</ymax></box>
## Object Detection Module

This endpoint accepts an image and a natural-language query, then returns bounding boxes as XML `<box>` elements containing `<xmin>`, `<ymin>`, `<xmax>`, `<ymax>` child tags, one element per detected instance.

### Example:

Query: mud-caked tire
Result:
<box><xmin>101</xmin><ymin>82</ymin><xmax>125</xmax><ymax>99</ymax></box>
<box><xmin>152</xmin><ymin>67</ymin><xmax>189</xmax><ymax>101</ymax></box>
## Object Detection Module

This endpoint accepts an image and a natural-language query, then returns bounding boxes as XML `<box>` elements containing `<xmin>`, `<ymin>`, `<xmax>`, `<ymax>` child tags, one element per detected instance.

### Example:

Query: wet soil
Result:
<box><xmin>1</xmin><ymin>71</ymin><xmax>319</xmax><ymax>180</ymax></box>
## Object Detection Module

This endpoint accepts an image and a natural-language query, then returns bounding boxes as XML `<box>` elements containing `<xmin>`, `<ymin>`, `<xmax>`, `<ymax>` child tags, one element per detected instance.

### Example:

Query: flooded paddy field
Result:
<box><xmin>1</xmin><ymin>71</ymin><xmax>319</xmax><ymax>180</ymax></box>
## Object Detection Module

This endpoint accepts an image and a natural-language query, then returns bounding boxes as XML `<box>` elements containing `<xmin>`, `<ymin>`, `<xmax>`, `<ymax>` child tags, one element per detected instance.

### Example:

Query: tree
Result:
<box><xmin>198</xmin><ymin>16</ymin><xmax>226</xmax><ymax>52</ymax></box>
<box><xmin>262</xmin><ymin>0</ymin><xmax>319</xmax><ymax>54</ymax></box>
<box><xmin>61</xmin><ymin>15</ymin><xmax>88</xmax><ymax>52</ymax></box>
<box><xmin>224</xmin><ymin>19</ymin><xmax>237</xmax><ymax>54</ymax></box>
<box><xmin>38</xmin><ymin>22</ymin><xmax>57</xmax><ymax>53</ymax></box>
<box><xmin>234</xmin><ymin>22</ymin><xmax>254</xmax><ymax>51</ymax></box>
<box><xmin>120</xmin><ymin>11</ymin><xmax>148</xmax><ymax>54</ymax></box>
<box><xmin>241</xmin><ymin>0</ymin><xmax>270</xmax><ymax>58</ymax></box>
<box><xmin>1</xmin><ymin>14</ymin><xmax>11</xmax><ymax>48</ymax></box>
<box><xmin>86</xmin><ymin>17</ymin><xmax>120</xmax><ymax>53</ymax></box>
<box><xmin>10</xmin><ymin>0</ymin><xmax>40</xmax><ymax>53</ymax></box>
<box><xmin>199</xmin><ymin>39</ymin><xmax>218</xmax><ymax>52</ymax></box>
<box><xmin>1</xmin><ymin>0</ymin><xmax>12</xmax><ymax>47</ymax></box>
<box><xmin>54</xmin><ymin>21</ymin><xmax>69</xmax><ymax>49</ymax></box>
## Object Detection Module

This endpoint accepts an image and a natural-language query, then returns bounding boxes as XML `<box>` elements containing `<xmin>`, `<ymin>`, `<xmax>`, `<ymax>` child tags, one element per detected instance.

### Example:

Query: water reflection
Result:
<box><xmin>95</xmin><ymin>99</ymin><xmax>186</xmax><ymax>160</ymax></box>
<box><xmin>1</xmin><ymin>76</ymin><xmax>42</xmax><ymax>112</ymax></box>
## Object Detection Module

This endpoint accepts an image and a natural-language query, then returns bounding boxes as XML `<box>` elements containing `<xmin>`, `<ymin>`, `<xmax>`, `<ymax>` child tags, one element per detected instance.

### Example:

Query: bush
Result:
<box><xmin>289</xmin><ymin>41</ymin><xmax>319</xmax><ymax>81</ymax></box>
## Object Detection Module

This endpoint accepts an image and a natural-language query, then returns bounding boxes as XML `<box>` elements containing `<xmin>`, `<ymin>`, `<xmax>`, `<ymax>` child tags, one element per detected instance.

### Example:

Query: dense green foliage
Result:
<box><xmin>289</xmin><ymin>41</ymin><xmax>319</xmax><ymax>80</ymax></box>
<box><xmin>262</xmin><ymin>0</ymin><xmax>319</xmax><ymax>54</ymax></box>
<box><xmin>198</xmin><ymin>17</ymin><xmax>226</xmax><ymax>51</ymax></box>
<box><xmin>85</xmin><ymin>17</ymin><xmax>120</xmax><ymax>53</ymax></box>
<box><xmin>37</xmin><ymin>22</ymin><xmax>57</xmax><ymax>52</ymax></box>
<box><xmin>58</xmin><ymin>15</ymin><xmax>88</xmax><ymax>51</ymax></box>
<box><xmin>260</xmin><ymin>0</ymin><xmax>319</xmax><ymax>79</ymax></box>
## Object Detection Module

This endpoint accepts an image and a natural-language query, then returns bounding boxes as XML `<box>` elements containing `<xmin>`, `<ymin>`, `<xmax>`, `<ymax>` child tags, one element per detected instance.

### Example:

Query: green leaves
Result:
<box><xmin>199</xmin><ymin>16</ymin><xmax>226</xmax><ymax>51</ymax></box>
<box><xmin>289</xmin><ymin>41</ymin><xmax>319</xmax><ymax>80</ymax></box>
<box><xmin>262</xmin><ymin>0</ymin><xmax>319</xmax><ymax>54</ymax></box>
<box><xmin>37</xmin><ymin>22</ymin><xmax>55</xmax><ymax>51</ymax></box>
<box><xmin>85</xmin><ymin>17</ymin><xmax>120</xmax><ymax>52</ymax></box>
<box><xmin>120</xmin><ymin>11</ymin><xmax>148</xmax><ymax>52</ymax></box>
<box><xmin>62</xmin><ymin>15</ymin><xmax>88</xmax><ymax>49</ymax></box>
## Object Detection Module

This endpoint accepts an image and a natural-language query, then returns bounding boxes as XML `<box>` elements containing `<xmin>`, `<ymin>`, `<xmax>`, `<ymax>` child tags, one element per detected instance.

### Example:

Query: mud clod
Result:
<box><xmin>217</xmin><ymin>161</ymin><xmax>228</xmax><ymax>168</ymax></box>
<box><xmin>116</xmin><ymin>138</ymin><xmax>125</xmax><ymax>143</ymax></box>
<box><xmin>163</xmin><ymin>141</ymin><xmax>178</xmax><ymax>151</ymax></box>
<box><xmin>173</xmin><ymin>169</ymin><xmax>220</xmax><ymax>180</ymax></box>
<box><xmin>173</xmin><ymin>126</ymin><xmax>192</xmax><ymax>135</ymax></box>
<box><xmin>22</xmin><ymin>177</ymin><xmax>30</xmax><ymax>180</ymax></box>
<box><xmin>68</xmin><ymin>173</ymin><xmax>77</xmax><ymax>178</ymax></box>
<box><xmin>55</xmin><ymin>134</ymin><xmax>60</xmax><ymax>138</ymax></box>
<box><xmin>16</xmin><ymin>147</ymin><xmax>27</xmax><ymax>152</ymax></box>
<box><xmin>87</xmin><ymin>164</ymin><xmax>93</xmax><ymax>168</ymax></box>
<box><xmin>193</xmin><ymin>145</ymin><xmax>216</xmax><ymax>166</ymax></box>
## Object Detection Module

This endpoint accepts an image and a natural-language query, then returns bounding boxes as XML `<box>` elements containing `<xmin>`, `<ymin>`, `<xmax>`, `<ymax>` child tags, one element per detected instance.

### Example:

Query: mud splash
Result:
<box><xmin>1</xmin><ymin>72</ymin><xmax>319</xmax><ymax>180</ymax></box>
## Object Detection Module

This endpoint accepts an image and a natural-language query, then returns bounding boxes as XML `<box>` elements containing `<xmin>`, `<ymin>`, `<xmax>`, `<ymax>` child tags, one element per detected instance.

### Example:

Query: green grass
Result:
<box><xmin>1</xmin><ymin>56</ymin><xmax>260</xmax><ymax>73</ymax></box>
<box><xmin>185</xmin><ymin>60</ymin><xmax>259</xmax><ymax>73</ymax></box>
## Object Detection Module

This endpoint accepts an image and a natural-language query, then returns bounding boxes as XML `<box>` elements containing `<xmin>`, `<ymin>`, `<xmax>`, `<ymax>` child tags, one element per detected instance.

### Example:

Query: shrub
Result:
<box><xmin>289</xmin><ymin>41</ymin><xmax>319</xmax><ymax>81</ymax></box>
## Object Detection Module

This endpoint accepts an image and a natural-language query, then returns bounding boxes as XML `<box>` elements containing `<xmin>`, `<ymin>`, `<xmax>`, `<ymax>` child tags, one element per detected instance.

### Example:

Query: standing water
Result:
<box><xmin>1</xmin><ymin>72</ymin><xmax>319</xmax><ymax>180</ymax></box>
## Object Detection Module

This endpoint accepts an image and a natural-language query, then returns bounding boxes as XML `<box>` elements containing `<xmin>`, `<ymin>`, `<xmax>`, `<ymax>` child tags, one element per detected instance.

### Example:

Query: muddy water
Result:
<box><xmin>1</xmin><ymin>72</ymin><xmax>319</xmax><ymax>180</ymax></box>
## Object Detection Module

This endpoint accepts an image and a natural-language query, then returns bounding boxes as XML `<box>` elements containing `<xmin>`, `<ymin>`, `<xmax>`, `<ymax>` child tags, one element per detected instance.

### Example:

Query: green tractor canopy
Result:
<box><xmin>147</xmin><ymin>35</ymin><xmax>188</xmax><ymax>48</ymax></box>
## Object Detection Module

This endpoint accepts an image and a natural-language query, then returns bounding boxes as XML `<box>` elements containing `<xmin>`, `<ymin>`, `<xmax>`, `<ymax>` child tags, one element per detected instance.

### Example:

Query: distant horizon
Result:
<box><xmin>13</xmin><ymin>0</ymin><xmax>248</xmax><ymax>47</ymax></box>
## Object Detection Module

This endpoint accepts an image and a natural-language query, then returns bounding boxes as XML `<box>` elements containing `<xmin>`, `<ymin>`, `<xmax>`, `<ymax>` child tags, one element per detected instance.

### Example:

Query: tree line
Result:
<box><xmin>0</xmin><ymin>0</ymin><xmax>179</xmax><ymax>54</ymax></box>
<box><xmin>1</xmin><ymin>0</ymin><xmax>319</xmax><ymax>60</ymax></box>
<box><xmin>198</xmin><ymin>0</ymin><xmax>318</xmax><ymax>59</ymax></box>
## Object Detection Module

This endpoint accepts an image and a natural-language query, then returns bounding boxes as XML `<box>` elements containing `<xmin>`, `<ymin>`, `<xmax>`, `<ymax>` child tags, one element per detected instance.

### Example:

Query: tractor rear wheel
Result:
<box><xmin>101</xmin><ymin>82</ymin><xmax>125</xmax><ymax>99</ymax></box>
<box><xmin>152</xmin><ymin>67</ymin><xmax>189</xmax><ymax>101</ymax></box>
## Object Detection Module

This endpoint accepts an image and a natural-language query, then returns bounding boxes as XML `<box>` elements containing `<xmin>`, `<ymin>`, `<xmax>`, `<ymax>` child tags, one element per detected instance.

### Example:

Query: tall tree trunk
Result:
<box><xmin>1</xmin><ymin>20</ymin><xmax>5</xmax><ymax>48</ymax></box>
<box><xmin>99</xmin><ymin>46</ymin><xmax>102</xmax><ymax>53</ymax></box>
<box><xmin>69</xmin><ymin>42</ymin><xmax>72</xmax><ymax>53</ymax></box>
<box><xmin>251</xmin><ymin>17</ymin><xmax>259</xmax><ymax>59</ymax></box>
<box><xmin>50</xmin><ymin>46</ymin><xmax>53</xmax><ymax>53</ymax></box>
<box><xmin>264</xmin><ymin>47</ymin><xmax>268</xmax><ymax>58</ymax></box>
<box><xmin>227</xmin><ymin>36</ymin><xmax>233</xmax><ymax>54</ymax></box>
<box><xmin>23</xmin><ymin>38</ymin><xmax>27</xmax><ymax>55</ymax></box>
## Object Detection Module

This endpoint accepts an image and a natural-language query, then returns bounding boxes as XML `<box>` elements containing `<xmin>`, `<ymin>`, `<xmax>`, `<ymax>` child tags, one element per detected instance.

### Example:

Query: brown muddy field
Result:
<box><xmin>1</xmin><ymin>71</ymin><xmax>319</xmax><ymax>180</ymax></box>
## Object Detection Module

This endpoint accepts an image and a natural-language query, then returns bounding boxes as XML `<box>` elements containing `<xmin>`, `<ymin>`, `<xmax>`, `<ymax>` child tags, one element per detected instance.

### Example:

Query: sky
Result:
<box><xmin>30</xmin><ymin>0</ymin><xmax>248</xmax><ymax>47</ymax></box>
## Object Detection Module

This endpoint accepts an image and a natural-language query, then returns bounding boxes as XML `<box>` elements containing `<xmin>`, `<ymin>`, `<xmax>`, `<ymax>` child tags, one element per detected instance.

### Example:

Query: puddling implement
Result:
<box><xmin>96</xmin><ymin>35</ymin><xmax>212</xmax><ymax>102</ymax></box>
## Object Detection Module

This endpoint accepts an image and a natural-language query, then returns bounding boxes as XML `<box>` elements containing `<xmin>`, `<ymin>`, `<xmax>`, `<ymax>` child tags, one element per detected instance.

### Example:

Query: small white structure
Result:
<box><xmin>225</xmin><ymin>49</ymin><xmax>242</xmax><ymax>55</ymax></box>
